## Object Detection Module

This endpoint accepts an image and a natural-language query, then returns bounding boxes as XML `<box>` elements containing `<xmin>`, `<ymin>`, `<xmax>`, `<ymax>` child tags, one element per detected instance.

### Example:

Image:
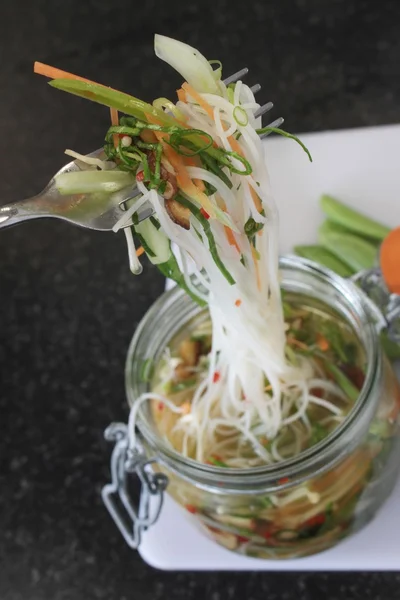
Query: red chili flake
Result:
<box><xmin>200</xmin><ymin>207</ymin><xmax>210</xmax><ymax>219</ymax></box>
<box><xmin>278</xmin><ymin>477</ymin><xmax>290</xmax><ymax>485</ymax></box>
<box><xmin>262</xmin><ymin>530</ymin><xmax>273</xmax><ymax>540</ymax></box>
<box><xmin>213</xmin><ymin>371</ymin><xmax>221</xmax><ymax>383</ymax></box>
<box><xmin>136</xmin><ymin>171</ymin><xmax>145</xmax><ymax>182</ymax></box>
<box><xmin>237</xmin><ymin>535</ymin><xmax>250</xmax><ymax>543</ymax></box>
<box><xmin>185</xmin><ymin>504</ymin><xmax>197</xmax><ymax>514</ymax></box>
<box><xmin>304</xmin><ymin>514</ymin><xmax>325</xmax><ymax>528</ymax></box>
<box><xmin>157</xmin><ymin>402</ymin><xmax>164</xmax><ymax>412</ymax></box>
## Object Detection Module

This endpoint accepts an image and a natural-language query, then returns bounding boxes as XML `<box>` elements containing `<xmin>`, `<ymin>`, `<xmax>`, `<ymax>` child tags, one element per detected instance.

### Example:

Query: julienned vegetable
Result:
<box><xmin>294</xmin><ymin>195</ymin><xmax>400</xmax><ymax>359</ymax></box>
<box><xmin>294</xmin><ymin>245</ymin><xmax>353</xmax><ymax>277</ymax></box>
<box><xmin>318</xmin><ymin>221</ymin><xmax>378</xmax><ymax>271</ymax></box>
<box><xmin>320</xmin><ymin>194</ymin><xmax>391</xmax><ymax>241</ymax></box>
<box><xmin>35</xmin><ymin>36</ymin><xmax>400</xmax><ymax>559</ymax></box>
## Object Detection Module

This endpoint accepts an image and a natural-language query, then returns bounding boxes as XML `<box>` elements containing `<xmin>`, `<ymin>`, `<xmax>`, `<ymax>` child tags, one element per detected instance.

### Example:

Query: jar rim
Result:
<box><xmin>125</xmin><ymin>255</ymin><xmax>383</xmax><ymax>493</ymax></box>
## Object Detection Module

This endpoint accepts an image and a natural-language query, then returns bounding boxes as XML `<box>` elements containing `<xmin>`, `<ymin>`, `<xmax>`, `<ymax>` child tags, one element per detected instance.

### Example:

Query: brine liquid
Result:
<box><xmin>149</xmin><ymin>293</ymin><xmax>367</xmax><ymax>467</ymax></box>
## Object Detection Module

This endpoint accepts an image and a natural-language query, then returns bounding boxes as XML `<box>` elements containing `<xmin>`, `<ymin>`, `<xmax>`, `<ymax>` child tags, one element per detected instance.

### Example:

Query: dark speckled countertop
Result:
<box><xmin>1</xmin><ymin>1</ymin><xmax>400</xmax><ymax>598</ymax></box>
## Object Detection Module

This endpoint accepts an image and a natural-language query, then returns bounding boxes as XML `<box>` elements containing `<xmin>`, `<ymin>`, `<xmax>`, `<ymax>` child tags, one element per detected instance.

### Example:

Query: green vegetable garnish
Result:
<box><xmin>255</xmin><ymin>126</ymin><xmax>313</xmax><ymax>162</ymax></box>
<box><xmin>320</xmin><ymin>195</ymin><xmax>391</xmax><ymax>241</ymax></box>
<box><xmin>294</xmin><ymin>245</ymin><xmax>354</xmax><ymax>277</ymax></box>
<box><xmin>318</xmin><ymin>221</ymin><xmax>378</xmax><ymax>272</ymax></box>
<box><xmin>175</xmin><ymin>195</ymin><xmax>235</xmax><ymax>285</ymax></box>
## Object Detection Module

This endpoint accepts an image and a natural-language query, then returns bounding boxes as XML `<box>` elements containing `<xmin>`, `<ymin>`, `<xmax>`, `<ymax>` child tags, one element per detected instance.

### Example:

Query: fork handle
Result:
<box><xmin>0</xmin><ymin>198</ymin><xmax>49</xmax><ymax>229</ymax></box>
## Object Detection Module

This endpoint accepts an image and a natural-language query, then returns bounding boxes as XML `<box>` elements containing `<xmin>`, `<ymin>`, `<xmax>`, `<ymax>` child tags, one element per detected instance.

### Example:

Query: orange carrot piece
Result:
<box><xmin>316</xmin><ymin>334</ymin><xmax>330</xmax><ymax>352</ymax></box>
<box><xmin>177</xmin><ymin>88</ymin><xmax>187</xmax><ymax>102</ymax></box>
<box><xmin>227</xmin><ymin>134</ymin><xmax>244</xmax><ymax>156</ymax></box>
<box><xmin>34</xmin><ymin>62</ymin><xmax>105</xmax><ymax>87</ymax></box>
<box><xmin>146</xmin><ymin>112</ymin><xmax>216</xmax><ymax>217</ymax></box>
<box><xmin>181</xmin><ymin>84</ymin><xmax>244</xmax><ymax>157</ymax></box>
<box><xmin>140</xmin><ymin>129</ymin><xmax>158</xmax><ymax>143</ymax></box>
<box><xmin>224</xmin><ymin>225</ymin><xmax>240</xmax><ymax>252</ymax></box>
<box><xmin>380</xmin><ymin>227</ymin><xmax>400</xmax><ymax>294</ymax></box>
<box><xmin>183</xmin><ymin>156</ymin><xmax>206</xmax><ymax>192</ymax></box>
<box><xmin>182</xmin><ymin>82</ymin><xmax>214</xmax><ymax>119</ymax></box>
<box><xmin>250</xmin><ymin>187</ymin><xmax>263</xmax><ymax>214</ymax></box>
<box><xmin>136</xmin><ymin>246</ymin><xmax>145</xmax><ymax>257</ymax></box>
<box><xmin>235</xmin><ymin>299</ymin><xmax>242</xmax><ymax>307</ymax></box>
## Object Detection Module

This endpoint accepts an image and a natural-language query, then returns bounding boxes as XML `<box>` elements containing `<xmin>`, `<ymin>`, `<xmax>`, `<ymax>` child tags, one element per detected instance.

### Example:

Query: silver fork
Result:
<box><xmin>0</xmin><ymin>69</ymin><xmax>282</xmax><ymax>232</ymax></box>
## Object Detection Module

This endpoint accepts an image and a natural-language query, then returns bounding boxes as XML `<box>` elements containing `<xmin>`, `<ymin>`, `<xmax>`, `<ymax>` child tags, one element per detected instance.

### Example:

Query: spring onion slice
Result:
<box><xmin>175</xmin><ymin>195</ymin><xmax>235</xmax><ymax>285</ymax></box>
<box><xmin>256</xmin><ymin>126</ymin><xmax>313</xmax><ymax>162</ymax></box>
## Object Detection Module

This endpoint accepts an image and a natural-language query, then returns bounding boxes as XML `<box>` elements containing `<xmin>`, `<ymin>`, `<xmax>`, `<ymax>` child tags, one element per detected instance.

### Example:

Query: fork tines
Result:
<box><xmin>223</xmin><ymin>67</ymin><xmax>283</xmax><ymax>133</ymax></box>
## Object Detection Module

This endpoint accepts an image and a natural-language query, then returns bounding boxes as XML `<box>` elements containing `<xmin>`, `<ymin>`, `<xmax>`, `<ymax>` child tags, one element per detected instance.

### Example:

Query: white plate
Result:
<box><xmin>141</xmin><ymin>125</ymin><xmax>400</xmax><ymax>570</ymax></box>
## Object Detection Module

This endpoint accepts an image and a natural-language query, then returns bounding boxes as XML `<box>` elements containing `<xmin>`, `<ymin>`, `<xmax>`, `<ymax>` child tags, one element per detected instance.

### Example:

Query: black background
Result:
<box><xmin>1</xmin><ymin>1</ymin><xmax>400</xmax><ymax>598</ymax></box>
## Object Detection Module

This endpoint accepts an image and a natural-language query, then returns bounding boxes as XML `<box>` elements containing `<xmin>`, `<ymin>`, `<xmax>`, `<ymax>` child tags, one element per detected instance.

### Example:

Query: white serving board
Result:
<box><xmin>140</xmin><ymin>124</ymin><xmax>400</xmax><ymax>571</ymax></box>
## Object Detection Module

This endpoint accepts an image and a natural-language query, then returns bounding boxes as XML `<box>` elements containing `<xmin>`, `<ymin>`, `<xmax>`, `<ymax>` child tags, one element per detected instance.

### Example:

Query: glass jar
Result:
<box><xmin>102</xmin><ymin>256</ymin><xmax>400</xmax><ymax>560</ymax></box>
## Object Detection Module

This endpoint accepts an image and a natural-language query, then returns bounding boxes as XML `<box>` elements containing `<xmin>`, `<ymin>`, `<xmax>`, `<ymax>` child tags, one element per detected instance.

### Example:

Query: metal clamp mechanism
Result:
<box><xmin>352</xmin><ymin>268</ymin><xmax>400</xmax><ymax>344</ymax></box>
<box><xmin>101</xmin><ymin>423</ymin><xmax>168</xmax><ymax>549</ymax></box>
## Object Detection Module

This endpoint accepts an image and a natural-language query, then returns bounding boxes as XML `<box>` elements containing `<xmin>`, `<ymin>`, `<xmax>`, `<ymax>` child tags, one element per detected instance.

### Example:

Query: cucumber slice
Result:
<box><xmin>135</xmin><ymin>218</ymin><xmax>171</xmax><ymax>265</ymax></box>
<box><xmin>56</xmin><ymin>170</ymin><xmax>134</xmax><ymax>195</ymax></box>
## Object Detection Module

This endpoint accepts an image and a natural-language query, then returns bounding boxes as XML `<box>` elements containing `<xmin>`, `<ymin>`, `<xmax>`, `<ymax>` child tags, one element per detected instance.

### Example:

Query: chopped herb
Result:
<box><xmin>244</xmin><ymin>217</ymin><xmax>264</xmax><ymax>237</ymax></box>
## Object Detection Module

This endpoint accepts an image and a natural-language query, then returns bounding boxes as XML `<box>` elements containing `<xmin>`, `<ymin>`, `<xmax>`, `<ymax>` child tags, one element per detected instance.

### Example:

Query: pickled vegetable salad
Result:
<box><xmin>37</xmin><ymin>35</ymin><xmax>353</xmax><ymax>466</ymax></box>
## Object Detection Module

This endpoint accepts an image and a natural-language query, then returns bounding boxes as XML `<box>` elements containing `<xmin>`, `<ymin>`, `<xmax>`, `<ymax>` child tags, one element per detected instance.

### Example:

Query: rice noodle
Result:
<box><xmin>121</xmin><ymin>77</ymin><xmax>351</xmax><ymax>466</ymax></box>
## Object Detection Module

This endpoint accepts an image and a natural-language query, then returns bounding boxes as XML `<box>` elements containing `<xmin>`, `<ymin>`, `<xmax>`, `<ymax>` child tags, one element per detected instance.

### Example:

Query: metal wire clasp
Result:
<box><xmin>352</xmin><ymin>268</ymin><xmax>400</xmax><ymax>343</ymax></box>
<box><xmin>101</xmin><ymin>423</ymin><xmax>168</xmax><ymax>549</ymax></box>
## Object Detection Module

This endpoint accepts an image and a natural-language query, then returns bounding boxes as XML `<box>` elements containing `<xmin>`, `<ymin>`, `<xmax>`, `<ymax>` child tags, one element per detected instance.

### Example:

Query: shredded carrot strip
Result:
<box><xmin>177</xmin><ymin>88</ymin><xmax>187</xmax><ymax>103</ymax></box>
<box><xmin>145</xmin><ymin>113</ymin><xmax>216</xmax><ymax>217</ymax></box>
<box><xmin>227</xmin><ymin>134</ymin><xmax>244</xmax><ymax>156</ymax></box>
<box><xmin>250</xmin><ymin>187</ymin><xmax>263</xmax><ymax>214</ymax></box>
<box><xmin>380</xmin><ymin>227</ymin><xmax>400</xmax><ymax>294</ymax></box>
<box><xmin>140</xmin><ymin>129</ymin><xmax>158</xmax><ymax>143</ymax></box>
<box><xmin>34</xmin><ymin>62</ymin><xmax>101</xmax><ymax>85</ymax></box>
<box><xmin>110</xmin><ymin>107</ymin><xmax>119</xmax><ymax>148</ymax></box>
<box><xmin>224</xmin><ymin>225</ymin><xmax>240</xmax><ymax>252</ymax></box>
<box><xmin>183</xmin><ymin>156</ymin><xmax>205</xmax><ymax>192</ymax></box>
<box><xmin>136</xmin><ymin>246</ymin><xmax>145</xmax><ymax>257</ymax></box>
<box><xmin>182</xmin><ymin>83</ymin><xmax>244</xmax><ymax>157</ymax></box>
<box><xmin>182</xmin><ymin>82</ymin><xmax>214</xmax><ymax>119</ymax></box>
<box><xmin>235</xmin><ymin>299</ymin><xmax>242</xmax><ymax>307</ymax></box>
<box><xmin>316</xmin><ymin>334</ymin><xmax>330</xmax><ymax>352</ymax></box>
<box><xmin>251</xmin><ymin>244</ymin><xmax>261</xmax><ymax>291</ymax></box>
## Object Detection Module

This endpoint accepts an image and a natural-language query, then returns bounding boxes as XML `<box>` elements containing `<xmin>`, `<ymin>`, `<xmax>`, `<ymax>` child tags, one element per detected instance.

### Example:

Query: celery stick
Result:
<box><xmin>50</xmin><ymin>78</ymin><xmax>171</xmax><ymax>125</ymax></box>
<box><xmin>320</xmin><ymin>195</ymin><xmax>391</xmax><ymax>241</ymax></box>
<box><xmin>294</xmin><ymin>245</ymin><xmax>355</xmax><ymax>277</ymax></box>
<box><xmin>318</xmin><ymin>222</ymin><xmax>378</xmax><ymax>272</ymax></box>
